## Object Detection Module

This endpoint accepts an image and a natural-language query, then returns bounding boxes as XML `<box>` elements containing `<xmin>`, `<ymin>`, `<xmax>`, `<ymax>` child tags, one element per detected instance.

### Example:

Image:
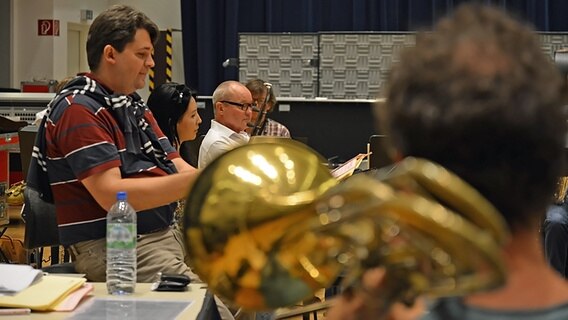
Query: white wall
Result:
<box><xmin>113</xmin><ymin>0</ymin><xmax>185</xmax><ymax>89</ymax></box>
<box><xmin>12</xmin><ymin>0</ymin><xmax>184</xmax><ymax>99</ymax></box>
<box><xmin>51</xmin><ymin>0</ymin><xmax>108</xmax><ymax>82</ymax></box>
<box><xmin>13</xmin><ymin>0</ymin><xmax>56</xmax><ymax>87</ymax></box>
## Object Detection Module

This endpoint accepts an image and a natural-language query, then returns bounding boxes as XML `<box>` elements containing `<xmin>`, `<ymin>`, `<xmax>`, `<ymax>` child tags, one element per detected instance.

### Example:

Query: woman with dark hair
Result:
<box><xmin>148</xmin><ymin>83</ymin><xmax>237</xmax><ymax>319</ymax></box>
<box><xmin>147</xmin><ymin>82</ymin><xmax>202</xmax><ymax>165</ymax></box>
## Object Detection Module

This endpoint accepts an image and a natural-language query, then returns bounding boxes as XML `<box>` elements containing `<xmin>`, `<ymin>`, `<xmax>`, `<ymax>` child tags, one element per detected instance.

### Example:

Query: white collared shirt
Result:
<box><xmin>198</xmin><ymin>120</ymin><xmax>250</xmax><ymax>168</ymax></box>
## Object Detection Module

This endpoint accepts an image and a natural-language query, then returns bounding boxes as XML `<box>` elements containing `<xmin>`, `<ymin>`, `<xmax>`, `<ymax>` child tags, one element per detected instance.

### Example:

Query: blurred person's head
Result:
<box><xmin>381</xmin><ymin>4</ymin><xmax>567</xmax><ymax>233</ymax></box>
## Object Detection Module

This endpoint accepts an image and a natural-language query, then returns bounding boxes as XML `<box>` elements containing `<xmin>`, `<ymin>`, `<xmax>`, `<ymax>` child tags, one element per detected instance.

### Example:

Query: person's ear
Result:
<box><xmin>216</xmin><ymin>102</ymin><xmax>224</xmax><ymax>115</ymax></box>
<box><xmin>103</xmin><ymin>45</ymin><xmax>117</xmax><ymax>65</ymax></box>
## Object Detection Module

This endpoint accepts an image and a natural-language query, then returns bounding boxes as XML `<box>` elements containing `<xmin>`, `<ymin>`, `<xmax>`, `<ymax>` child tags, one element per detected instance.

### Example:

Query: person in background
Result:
<box><xmin>30</xmin><ymin>3</ymin><xmax>197</xmax><ymax>281</ymax></box>
<box><xmin>147</xmin><ymin>81</ymin><xmax>202</xmax><ymax>227</ymax></box>
<box><xmin>326</xmin><ymin>3</ymin><xmax>568</xmax><ymax>320</ymax></box>
<box><xmin>198</xmin><ymin>80</ymin><xmax>253</xmax><ymax>168</ymax></box>
<box><xmin>245</xmin><ymin>79</ymin><xmax>291</xmax><ymax>137</ymax></box>
<box><xmin>542</xmin><ymin>178</ymin><xmax>568</xmax><ymax>278</ymax></box>
<box><xmin>26</xmin><ymin>5</ymin><xmax>234</xmax><ymax>319</ymax></box>
<box><xmin>33</xmin><ymin>76</ymin><xmax>76</xmax><ymax>125</ymax></box>
<box><xmin>147</xmin><ymin>82</ymin><xmax>202</xmax><ymax>164</ymax></box>
<box><xmin>54</xmin><ymin>76</ymin><xmax>76</xmax><ymax>94</ymax></box>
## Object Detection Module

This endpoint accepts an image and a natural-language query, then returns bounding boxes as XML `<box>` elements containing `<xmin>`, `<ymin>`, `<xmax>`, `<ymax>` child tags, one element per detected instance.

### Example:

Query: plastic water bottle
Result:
<box><xmin>106</xmin><ymin>191</ymin><xmax>137</xmax><ymax>294</ymax></box>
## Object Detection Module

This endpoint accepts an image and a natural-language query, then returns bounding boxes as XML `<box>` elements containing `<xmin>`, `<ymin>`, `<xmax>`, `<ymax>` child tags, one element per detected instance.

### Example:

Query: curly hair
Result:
<box><xmin>382</xmin><ymin>4</ymin><xmax>567</xmax><ymax>231</ymax></box>
<box><xmin>87</xmin><ymin>5</ymin><xmax>159</xmax><ymax>71</ymax></box>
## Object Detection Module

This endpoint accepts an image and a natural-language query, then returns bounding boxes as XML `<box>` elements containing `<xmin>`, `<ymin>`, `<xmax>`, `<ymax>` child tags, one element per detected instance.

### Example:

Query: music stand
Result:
<box><xmin>368</xmin><ymin>135</ymin><xmax>392</xmax><ymax>170</ymax></box>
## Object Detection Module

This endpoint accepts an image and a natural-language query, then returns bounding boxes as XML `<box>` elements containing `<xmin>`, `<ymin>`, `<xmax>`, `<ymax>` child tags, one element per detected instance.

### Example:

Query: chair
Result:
<box><xmin>368</xmin><ymin>134</ymin><xmax>393</xmax><ymax>170</ymax></box>
<box><xmin>19</xmin><ymin>126</ymin><xmax>75</xmax><ymax>273</ymax></box>
<box><xmin>0</xmin><ymin>116</ymin><xmax>28</xmax><ymax>134</ymax></box>
<box><xmin>19</xmin><ymin>126</ymin><xmax>37</xmax><ymax>180</ymax></box>
<box><xmin>179</xmin><ymin>135</ymin><xmax>205</xmax><ymax>167</ymax></box>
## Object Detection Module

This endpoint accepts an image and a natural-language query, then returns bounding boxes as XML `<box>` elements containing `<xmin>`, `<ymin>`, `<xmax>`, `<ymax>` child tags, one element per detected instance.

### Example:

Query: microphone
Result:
<box><xmin>222</xmin><ymin>58</ymin><xmax>239</xmax><ymax>68</ymax></box>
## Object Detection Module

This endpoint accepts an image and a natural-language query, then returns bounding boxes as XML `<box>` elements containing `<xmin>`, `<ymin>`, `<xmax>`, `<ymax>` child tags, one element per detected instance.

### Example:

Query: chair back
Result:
<box><xmin>18</xmin><ymin>126</ymin><xmax>75</xmax><ymax>271</ymax></box>
<box><xmin>18</xmin><ymin>125</ymin><xmax>60</xmax><ymax>250</ymax></box>
<box><xmin>22</xmin><ymin>186</ymin><xmax>75</xmax><ymax>272</ymax></box>
<box><xmin>368</xmin><ymin>134</ymin><xmax>392</xmax><ymax>169</ymax></box>
<box><xmin>19</xmin><ymin>125</ymin><xmax>38</xmax><ymax>180</ymax></box>
<box><xmin>179</xmin><ymin>135</ymin><xmax>205</xmax><ymax>167</ymax></box>
<box><xmin>22</xmin><ymin>186</ymin><xmax>60</xmax><ymax>250</ymax></box>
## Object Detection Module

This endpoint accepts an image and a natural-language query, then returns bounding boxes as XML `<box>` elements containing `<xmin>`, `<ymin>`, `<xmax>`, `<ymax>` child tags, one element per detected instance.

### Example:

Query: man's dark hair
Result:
<box><xmin>382</xmin><ymin>4</ymin><xmax>567</xmax><ymax>231</ymax></box>
<box><xmin>86</xmin><ymin>5</ymin><xmax>159</xmax><ymax>71</ymax></box>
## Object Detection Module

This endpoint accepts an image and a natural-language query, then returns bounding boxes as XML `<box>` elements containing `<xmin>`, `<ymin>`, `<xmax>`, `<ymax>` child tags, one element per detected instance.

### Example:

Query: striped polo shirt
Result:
<box><xmin>45</xmin><ymin>86</ymin><xmax>180</xmax><ymax>246</ymax></box>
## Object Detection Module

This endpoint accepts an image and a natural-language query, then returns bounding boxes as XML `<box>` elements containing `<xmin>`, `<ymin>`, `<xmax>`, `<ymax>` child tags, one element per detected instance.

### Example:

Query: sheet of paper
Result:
<box><xmin>52</xmin><ymin>283</ymin><xmax>94</xmax><ymax>311</ymax></box>
<box><xmin>0</xmin><ymin>264</ymin><xmax>43</xmax><ymax>294</ymax></box>
<box><xmin>331</xmin><ymin>153</ymin><xmax>370</xmax><ymax>180</ymax></box>
<box><xmin>67</xmin><ymin>298</ymin><xmax>193</xmax><ymax>320</ymax></box>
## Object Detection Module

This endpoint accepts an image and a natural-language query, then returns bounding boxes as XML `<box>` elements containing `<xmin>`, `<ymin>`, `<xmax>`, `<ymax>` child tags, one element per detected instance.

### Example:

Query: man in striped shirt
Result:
<box><xmin>32</xmin><ymin>5</ymin><xmax>200</xmax><ymax>287</ymax></box>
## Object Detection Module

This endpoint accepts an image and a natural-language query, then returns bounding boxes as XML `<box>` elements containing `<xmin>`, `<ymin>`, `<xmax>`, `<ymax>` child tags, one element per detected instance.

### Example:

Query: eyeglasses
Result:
<box><xmin>221</xmin><ymin>100</ymin><xmax>255</xmax><ymax>112</ymax></box>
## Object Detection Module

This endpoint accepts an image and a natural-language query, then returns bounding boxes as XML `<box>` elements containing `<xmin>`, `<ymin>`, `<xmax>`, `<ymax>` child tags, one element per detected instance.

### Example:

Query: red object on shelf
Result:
<box><xmin>0</xmin><ymin>133</ymin><xmax>19</xmax><ymax>185</ymax></box>
<box><xmin>21</xmin><ymin>83</ymin><xmax>50</xmax><ymax>93</ymax></box>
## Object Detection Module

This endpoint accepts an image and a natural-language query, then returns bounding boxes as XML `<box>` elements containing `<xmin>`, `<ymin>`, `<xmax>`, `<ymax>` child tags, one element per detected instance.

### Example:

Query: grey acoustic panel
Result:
<box><xmin>239</xmin><ymin>33</ymin><xmax>318</xmax><ymax>98</ymax></box>
<box><xmin>319</xmin><ymin>33</ymin><xmax>415</xmax><ymax>99</ymax></box>
<box><xmin>539</xmin><ymin>33</ymin><xmax>568</xmax><ymax>59</ymax></box>
<box><xmin>238</xmin><ymin>32</ymin><xmax>568</xmax><ymax>99</ymax></box>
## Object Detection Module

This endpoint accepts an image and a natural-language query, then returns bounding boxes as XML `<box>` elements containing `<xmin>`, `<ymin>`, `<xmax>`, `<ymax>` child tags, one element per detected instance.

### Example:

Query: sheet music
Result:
<box><xmin>331</xmin><ymin>153</ymin><xmax>370</xmax><ymax>180</ymax></box>
<box><xmin>68</xmin><ymin>298</ymin><xmax>193</xmax><ymax>320</ymax></box>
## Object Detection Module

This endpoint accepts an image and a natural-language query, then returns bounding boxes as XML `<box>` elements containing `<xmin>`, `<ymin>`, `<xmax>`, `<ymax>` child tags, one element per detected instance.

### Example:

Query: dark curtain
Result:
<box><xmin>181</xmin><ymin>0</ymin><xmax>568</xmax><ymax>95</ymax></box>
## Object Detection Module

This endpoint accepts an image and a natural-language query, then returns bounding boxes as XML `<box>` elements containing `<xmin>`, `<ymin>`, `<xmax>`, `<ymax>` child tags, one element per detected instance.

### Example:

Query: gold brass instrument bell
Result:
<box><xmin>183</xmin><ymin>137</ymin><xmax>510</xmax><ymax>312</ymax></box>
<box><xmin>554</xmin><ymin>176</ymin><xmax>568</xmax><ymax>204</ymax></box>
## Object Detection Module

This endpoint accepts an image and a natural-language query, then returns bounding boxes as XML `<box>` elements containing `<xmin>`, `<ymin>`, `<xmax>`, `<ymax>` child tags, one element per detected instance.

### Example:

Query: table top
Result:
<box><xmin>9</xmin><ymin>282</ymin><xmax>208</xmax><ymax>319</ymax></box>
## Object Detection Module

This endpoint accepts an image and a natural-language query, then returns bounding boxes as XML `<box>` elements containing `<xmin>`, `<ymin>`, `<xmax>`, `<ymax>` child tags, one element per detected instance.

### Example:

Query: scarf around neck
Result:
<box><xmin>27</xmin><ymin>75</ymin><xmax>176</xmax><ymax>203</ymax></box>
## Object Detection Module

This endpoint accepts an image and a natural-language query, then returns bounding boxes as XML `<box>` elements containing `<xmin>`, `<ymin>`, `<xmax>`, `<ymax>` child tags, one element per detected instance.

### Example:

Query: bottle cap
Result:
<box><xmin>117</xmin><ymin>191</ymin><xmax>127</xmax><ymax>201</ymax></box>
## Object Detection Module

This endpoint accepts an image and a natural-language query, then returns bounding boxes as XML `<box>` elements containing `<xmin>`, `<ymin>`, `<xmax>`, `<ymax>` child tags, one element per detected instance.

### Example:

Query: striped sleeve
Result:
<box><xmin>47</xmin><ymin>103</ymin><xmax>121</xmax><ymax>181</ymax></box>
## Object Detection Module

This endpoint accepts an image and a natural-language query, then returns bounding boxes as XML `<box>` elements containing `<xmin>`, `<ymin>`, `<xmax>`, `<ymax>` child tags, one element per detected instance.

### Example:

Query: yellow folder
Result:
<box><xmin>0</xmin><ymin>275</ymin><xmax>86</xmax><ymax>311</ymax></box>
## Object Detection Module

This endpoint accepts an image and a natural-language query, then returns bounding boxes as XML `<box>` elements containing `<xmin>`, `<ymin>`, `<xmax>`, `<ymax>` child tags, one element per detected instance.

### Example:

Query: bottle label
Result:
<box><xmin>107</xmin><ymin>223</ymin><xmax>136</xmax><ymax>249</ymax></box>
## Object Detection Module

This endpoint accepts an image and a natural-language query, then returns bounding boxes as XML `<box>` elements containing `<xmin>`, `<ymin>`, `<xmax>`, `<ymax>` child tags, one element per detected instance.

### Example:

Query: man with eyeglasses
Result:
<box><xmin>198</xmin><ymin>80</ymin><xmax>254</xmax><ymax>168</ymax></box>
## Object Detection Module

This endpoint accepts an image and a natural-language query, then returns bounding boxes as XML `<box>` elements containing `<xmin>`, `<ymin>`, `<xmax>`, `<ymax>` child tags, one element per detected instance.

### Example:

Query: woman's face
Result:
<box><xmin>176</xmin><ymin>97</ymin><xmax>202</xmax><ymax>142</ymax></box>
